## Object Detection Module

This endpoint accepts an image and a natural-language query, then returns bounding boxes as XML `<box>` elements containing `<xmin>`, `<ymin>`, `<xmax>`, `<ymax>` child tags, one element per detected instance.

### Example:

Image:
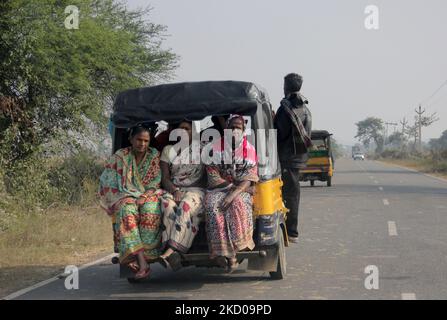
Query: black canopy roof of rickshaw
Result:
<box><xmin>311</xmin><ymin>130</ymin><xmax>332</xmax><ymax>139</ymax></box>
<box><xmin>112</xmin><ymin>81</ymin><xmax>271</xmax><ymax>128</ymax></box>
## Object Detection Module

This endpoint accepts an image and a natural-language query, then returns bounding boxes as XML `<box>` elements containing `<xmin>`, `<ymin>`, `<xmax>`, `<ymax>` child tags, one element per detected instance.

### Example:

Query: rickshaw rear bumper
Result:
<box><xmin>181</xmin><ymin>249</ymin><xmax>268</xmax><ymax>263</ymax></box>
<box><xmin>180</xmin><ymin>247</ymin><xmax>279</xmax><ymax>272</ymax></box>
<box><xmin>118</xmin><ymin>247</ymin><xmax>279</xmax><ymax>278</ymax></box>
<box><xmin>118</xmin><ymin>212</ymin><xmax>288</xmax><ymax>277</ymax></box>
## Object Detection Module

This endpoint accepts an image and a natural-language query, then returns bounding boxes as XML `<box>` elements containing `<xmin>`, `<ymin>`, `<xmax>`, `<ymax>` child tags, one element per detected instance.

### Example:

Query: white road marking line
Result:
<box><xmin>1</xmin><ymin>276</ymin><xmax>62</xmax><ymax>301</ymax></box>
<box><xmin>383</xmin><ymin>199</ymin><xmax>390</xmax><ymax>206</ymax></box>
<box><xmin>401</xmin><ymin>293</ymin><xmax>417</xmax><ymax>300</ymax></box>
<box><xmin>77</xmin><ymin>253</ymin><xmax>116</xmax><ymax>272</ymax></box>
<box><xmin>361</xmin><ymin>255</ymin><xmax>398</xmax><ymax>259</ymax></box>
<box><xmin>388</xmin><ymin>221</ymin><xmax>398</xmax><ymax>236</ymax></box>
<box><xmin>1</xmin><ymin>253</ymin><xmax>116</xmax><ymax>300</ymax></box>
<box><xmin>379</xmin><ymin>187</ymin><xmax>384</xmax><ymax>191</ymax></box>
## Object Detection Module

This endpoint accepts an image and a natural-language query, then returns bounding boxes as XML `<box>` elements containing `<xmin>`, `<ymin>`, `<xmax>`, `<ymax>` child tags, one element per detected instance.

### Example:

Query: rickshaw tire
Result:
<box><xmin>269</xmin><ymin>228</ymin><xmax>287</xmax><ymax>280</ymax></box>
<box><xmin>327</xmin><ymin>177</ymin><xmax>332</xmax><ymax>187</ymax></box>
<box><xmin>310</xmin><ymin>180</ymin><xmax>315</xmax><ymax>187</ymax></box>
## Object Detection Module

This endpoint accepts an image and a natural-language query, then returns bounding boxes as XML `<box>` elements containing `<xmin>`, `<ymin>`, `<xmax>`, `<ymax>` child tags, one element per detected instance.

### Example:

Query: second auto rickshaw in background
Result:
<box><xmin>300</xmin><ymin>130</ymin><xmax>334</xmax><ymax>187</ymax></box>
<box><xmin>110</xmin><ymin>81</ymin><xmax>289</xmax><ymax>282</ymax></box>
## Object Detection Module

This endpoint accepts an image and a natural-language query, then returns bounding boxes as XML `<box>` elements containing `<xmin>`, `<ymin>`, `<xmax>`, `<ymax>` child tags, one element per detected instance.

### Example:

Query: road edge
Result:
<box><xmin>376</xmin><ymin>160</ymin><xmax>447</xmax><ymax>184</ymax></box>
<box><xmin>1</xmin><ymin>253</ymin><xmax>115</xmax><ymax>300</ymax></box>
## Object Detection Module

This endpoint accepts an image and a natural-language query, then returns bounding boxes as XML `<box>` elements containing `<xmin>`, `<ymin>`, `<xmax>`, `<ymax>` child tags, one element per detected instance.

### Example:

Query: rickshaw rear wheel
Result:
<box><xmin>310</xmin><ymin>180</ymin><xmax>315</xmax><ymax>187</ymax></box>
<box><xmin>269</xmin><ymin>228</ymin><xmax>287</xmax><ymax>280</ymax></box>
<box><xmin>327</xmin><ymin>176</ymin><xmax>332</xmax><ymax>187</ymax></box>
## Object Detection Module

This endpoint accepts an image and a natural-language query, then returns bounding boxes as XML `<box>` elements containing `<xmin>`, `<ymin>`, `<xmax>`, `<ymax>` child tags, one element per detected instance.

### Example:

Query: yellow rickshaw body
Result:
<box><xmin>253</xmin><ymin>177</ymin><xmax>289</xmax><ymax>216</ymax></box>
<box><xmin>301</xmin><ymin>155</ymin><xmax>333</xmax><ymax>177</ymax></box>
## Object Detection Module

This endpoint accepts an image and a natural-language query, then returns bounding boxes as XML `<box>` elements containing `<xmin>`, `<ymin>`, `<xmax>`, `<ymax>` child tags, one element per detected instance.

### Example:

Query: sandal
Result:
<box><xmin>134</xmin><ymin>267</ymin><xmax>151</xmax><ymax>280</ymax></box>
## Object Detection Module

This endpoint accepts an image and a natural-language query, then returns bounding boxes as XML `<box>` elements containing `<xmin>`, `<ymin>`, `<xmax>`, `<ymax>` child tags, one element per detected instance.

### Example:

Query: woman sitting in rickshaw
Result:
<box><xmin>158</xmin><ymin>120</ymin><xmax>206</xmax><ymax>269</ymax></box>
<box><xmin>99</xmin><ymin>124</ymin><xmax>163</xmax><ymax>280</ymax></box>
<box><xmin>205</xmin><ymin>115</ymin><xmax>259</xmax><ymax>272</ymax></box>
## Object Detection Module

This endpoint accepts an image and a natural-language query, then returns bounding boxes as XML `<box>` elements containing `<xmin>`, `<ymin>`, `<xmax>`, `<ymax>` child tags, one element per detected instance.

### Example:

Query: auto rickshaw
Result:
<box><xmin>109</xmin><ymin>81</ymin><xmax>289</xmax><ymax>282</ymax></box>
<box><xmin>300</xmin><ymin>130</ymin><xmax>334</xmax><ymax>187</ymax></box>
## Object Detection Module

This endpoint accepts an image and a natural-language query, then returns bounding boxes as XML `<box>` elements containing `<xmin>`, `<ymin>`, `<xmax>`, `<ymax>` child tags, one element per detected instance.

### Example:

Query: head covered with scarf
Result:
<box><xmin>207</xmin><ymin>114</ymin><xmax>258</xmax><ymax>188</ymax></box>
<box><xmin>211</xmin><ymin>114</ymin><xmax>257</xmax><ymax>167</ymax></box>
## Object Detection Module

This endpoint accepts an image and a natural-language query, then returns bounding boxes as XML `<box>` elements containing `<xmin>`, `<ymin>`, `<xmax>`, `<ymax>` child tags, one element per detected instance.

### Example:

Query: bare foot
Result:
<box><xmin>135</xmin><ymin>252</ymin><xmax>150</xmax><ymax>279</ymax></box>
<box><xmin>135</xmin><ymin>266</ymin><xmax>150</xmax><ymax>279</ymax></box>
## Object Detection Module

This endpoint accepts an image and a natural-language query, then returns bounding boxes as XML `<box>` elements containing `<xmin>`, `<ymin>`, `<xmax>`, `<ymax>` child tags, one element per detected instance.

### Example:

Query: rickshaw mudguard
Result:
<box><xmin>246</xmin><ymin>246</ymin><xmax>279</xmax><ymax>272</ymax></box>
<box><xmin>246</xmin><ymin>212</ymin><xmax>287</xmax><ymax>272</ymax></box>
<box><xmin>255</xmin><ymin>213</ymin><xmax>283</xmax><ymax>246</ymax></box>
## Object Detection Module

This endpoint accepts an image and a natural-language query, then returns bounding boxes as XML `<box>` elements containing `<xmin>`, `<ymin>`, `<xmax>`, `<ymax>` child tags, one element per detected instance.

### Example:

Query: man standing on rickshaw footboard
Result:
<box><xmin>274</xmin><ymin>73</ymin><xmax>312</xmax><ymax>243</ymax></box>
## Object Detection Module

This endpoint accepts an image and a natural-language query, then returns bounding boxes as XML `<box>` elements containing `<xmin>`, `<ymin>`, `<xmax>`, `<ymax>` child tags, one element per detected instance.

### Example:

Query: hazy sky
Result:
<box><xmin>126</xmin><ymin>0</ymin><xmax>447</xmax><ymax>145</ymax></box>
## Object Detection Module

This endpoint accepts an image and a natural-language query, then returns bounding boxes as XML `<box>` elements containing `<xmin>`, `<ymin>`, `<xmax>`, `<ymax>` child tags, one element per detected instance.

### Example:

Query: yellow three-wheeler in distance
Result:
<box><xmin>110</xmin><ymin>81</ymin><xmax>289</xmax><ymax>282</ymax></box>
<box><xmin>300</xmin><ymin>130</ymin><xmax>334</xmax><ymax>187</ymax></box>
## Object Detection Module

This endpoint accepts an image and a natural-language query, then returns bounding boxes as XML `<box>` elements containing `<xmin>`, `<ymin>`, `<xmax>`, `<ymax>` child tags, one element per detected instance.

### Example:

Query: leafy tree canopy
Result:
<box><xmin>355</xmin><ymin>117</ymin><xmax>384</xmax><ymax>153</ymax></box>
<box><xmin>0</xmin><ymin>0</ymin><xmax>178</xmax><ymax>166</ymax></box>
<box><xmin>429</xmin><ymin>130</ymin><xmax>447</xmax><ymax>151</ymax></box>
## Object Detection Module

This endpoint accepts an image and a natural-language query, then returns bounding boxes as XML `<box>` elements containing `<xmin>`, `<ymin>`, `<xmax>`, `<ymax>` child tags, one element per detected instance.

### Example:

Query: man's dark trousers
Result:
<box><xmin>281</xmin><ymin>167</ymin><xmax>301</xmax><ymax>238</ymax></box>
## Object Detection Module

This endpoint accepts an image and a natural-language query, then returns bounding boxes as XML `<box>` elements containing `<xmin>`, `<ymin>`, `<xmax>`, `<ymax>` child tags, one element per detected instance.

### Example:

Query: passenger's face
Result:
<box><xmin>178</xmin><ymin>121</ymin><xmax>192</xmax><ymax>144</ymax></box>
<box><xmin>229</xmin><ymin>118</ymin><xmax>244</xmax><ymax>131</ymax></box>
<box><xmin>229</xmin><ymin>118</ymin><xmax>245</xmax><ymax>144</ymax></box>
<box><xmin>131</xmin><ymin>131</ymin><xmax>150</xmax><ymax>154</ymax></box>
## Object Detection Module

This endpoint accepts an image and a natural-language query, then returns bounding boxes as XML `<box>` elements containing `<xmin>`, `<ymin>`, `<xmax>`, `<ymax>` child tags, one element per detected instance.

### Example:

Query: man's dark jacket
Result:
<box><xmin>274</xmin><ymin>93</ymin><xmax>312</xmax><ymax>169</ymax></box>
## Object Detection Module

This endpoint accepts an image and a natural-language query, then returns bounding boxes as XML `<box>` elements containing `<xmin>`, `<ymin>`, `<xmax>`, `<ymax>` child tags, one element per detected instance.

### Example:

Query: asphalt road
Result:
<box><xmin>8</xmin><ymin>159</ymin><xmax>447</xmax><ymax>300</ymax></box>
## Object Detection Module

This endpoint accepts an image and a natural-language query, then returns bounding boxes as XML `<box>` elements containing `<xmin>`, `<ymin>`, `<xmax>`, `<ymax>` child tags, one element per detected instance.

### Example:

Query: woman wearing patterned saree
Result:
<box><xmin>99</xmin><ymin>125</ymin><xmax>162</xmax><ymax>280</ymax></box>
<box><xmin>205</xmin><ymin>115</ymin><xmax>259</xmax><ymax>271</ymax></box>
<box><xmin>159</xmin><ymin>121</ymin><xmax>205</xmax><ymax>270</ymax></box>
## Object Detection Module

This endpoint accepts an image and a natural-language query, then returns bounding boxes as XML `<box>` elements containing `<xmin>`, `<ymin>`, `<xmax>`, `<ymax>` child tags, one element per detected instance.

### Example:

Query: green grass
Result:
<box><xmin>380</xmin><ymin>158</ymin><xmax>447</xmax><ymax>179</ymax></box>
<box><xmin>0</xmin><ymin>150</ymin><xmax>113</xmax><ymax>297</ymax></box>
<box><xmin>0</xmin><ymin>204</ymin><xmax>113</xmax><ymax>298</ymax></box>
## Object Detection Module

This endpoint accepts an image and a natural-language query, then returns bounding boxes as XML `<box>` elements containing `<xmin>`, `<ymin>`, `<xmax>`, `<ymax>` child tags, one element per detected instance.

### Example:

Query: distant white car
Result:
<box><xmin>353</xmin><ymin>153</ymin><xmax>365</xmax><ymax>161</ymax></box>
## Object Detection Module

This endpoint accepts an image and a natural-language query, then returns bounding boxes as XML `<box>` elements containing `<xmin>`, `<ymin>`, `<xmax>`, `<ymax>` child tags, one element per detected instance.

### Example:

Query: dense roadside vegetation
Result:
<box><xmin>355</xmin><ymin>117</ymin><xmax>446</xmax><ymax>176</ymax></box>
<box><xmin>0</xmin><ymin>0</ymin><xmax>178</xmax><ymax>296</ymax></box>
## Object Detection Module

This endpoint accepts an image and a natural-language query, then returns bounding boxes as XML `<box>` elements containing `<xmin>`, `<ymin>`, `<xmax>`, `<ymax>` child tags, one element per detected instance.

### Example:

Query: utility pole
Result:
<box><xmin>400</xmin><ymin>117</ymin><xmax>408</xmax><ymax>134</ymax></box>
<box><xmin>399</xmin><ymin>117</ymin><xmax>409</xmax><ymax>150</ymax></box>
<box><xmin>384</xmin><ymin>122</ymin><xmax>398</xmax><ymax>145</ymax></box>
<box><xmin>415</xmin><ymin>105</ymin><xmax>425</xmax><ymax>152</ymax></box>
<box><xmin>391</xmin><ymin>123</ymin><xmax>398</xmax><ymax>133</ymax></box>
